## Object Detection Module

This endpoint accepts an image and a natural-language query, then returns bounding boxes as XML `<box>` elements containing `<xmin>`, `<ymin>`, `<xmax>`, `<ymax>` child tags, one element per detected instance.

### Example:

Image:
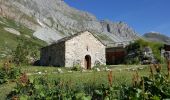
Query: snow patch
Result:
<box><xmin>37</xmin><ymin>19</ymin><xmax>45</xmax><ymax>27</ymax></box>
<box><xmin>4</xmin><ymin>27</ymin><xmax>21</xmax><ymax>36</ymax></box>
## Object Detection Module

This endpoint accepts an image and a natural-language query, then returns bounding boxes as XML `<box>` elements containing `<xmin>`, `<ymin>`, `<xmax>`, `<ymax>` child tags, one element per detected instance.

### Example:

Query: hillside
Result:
<box><xmin>0</xmin><ymin>0</ymin><xmax>140</xmax><ymax>46</ymax></box>
<box><xmin>143</xmin><ymin>32</ymin><xmax>170</xmax><ymax>44</ymax></box>
<box><xmin>0</xmin><ymin>16</ymin><xmax>46</xmax><ymax>59</ymax></box>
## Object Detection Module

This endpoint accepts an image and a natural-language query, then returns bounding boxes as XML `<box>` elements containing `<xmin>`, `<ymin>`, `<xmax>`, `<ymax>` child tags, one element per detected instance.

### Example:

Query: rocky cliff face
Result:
<box><xmin>0</xmin><ymin>0</ymin><xmax>140</xmax><ymax>46</ymax></box>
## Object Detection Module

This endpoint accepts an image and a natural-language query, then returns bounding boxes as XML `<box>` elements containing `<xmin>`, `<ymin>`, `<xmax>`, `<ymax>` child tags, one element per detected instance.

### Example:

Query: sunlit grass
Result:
<box><xmin>0</xmin><ymin>64</ymin><xmax>169</xmax><ymax>99</ymax></box>
<box><xmin>0</xmin><ymin>82</ymin><xmax>16</xmax><ymax>100</ymax></box>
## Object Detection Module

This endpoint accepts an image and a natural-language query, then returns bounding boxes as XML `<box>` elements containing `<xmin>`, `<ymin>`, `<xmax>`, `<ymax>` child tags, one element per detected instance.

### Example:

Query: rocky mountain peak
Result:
<box><xmin>0</xmin><ymin>0</ymin><xmax>140</xmax><ymax>46</ymax></box>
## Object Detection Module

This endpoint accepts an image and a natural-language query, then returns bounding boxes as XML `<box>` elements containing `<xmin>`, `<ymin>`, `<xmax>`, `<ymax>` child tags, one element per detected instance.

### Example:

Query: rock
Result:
<box><xmin>105</xmin><ymin>67</ymin><xmax>111</xmax><ymax>71</ymax></box>
<box><xmin>141</xmin><ymin>46</ymin><xmax>155</xmax><ymax>64</ymax></box>
<box><xmin>4</xmin><ymin>27</ymin><xmax>20</xmax><ymax>36</ymax></box>
<box><xmin>0</xmin><ymin>0</ymin><xmax>139</xmax><ymax>45</ymax></box>
<box><xmin>33</xmin><ymin>28</ymin><xmax>63</xmax><ymax>44</ymax></box>
<box><xmin>57</xmin><ymin>68</ymin><xmax>63</xmax><ymax>73</ymax></box>
<box><xmin>37</xmin><ymin>71</ymin><xmax>42</xmax><ymax>74</ymax></box>
<box><xmin>96</xmin><ymin>68</ymin><xmax>100</xmax><ymax>72</ymax></box>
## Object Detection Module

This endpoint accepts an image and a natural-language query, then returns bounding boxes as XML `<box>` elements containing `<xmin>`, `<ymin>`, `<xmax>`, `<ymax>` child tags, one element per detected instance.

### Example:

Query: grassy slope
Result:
<box><xmin>0</xmin><ymin>17</ymin><xmax>46</xmax><ymax>59</ymax></box>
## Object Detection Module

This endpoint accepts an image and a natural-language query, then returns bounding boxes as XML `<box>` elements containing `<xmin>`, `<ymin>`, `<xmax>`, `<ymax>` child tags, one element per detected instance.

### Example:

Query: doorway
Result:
<box><xmin>85</xmin><ymin>55</ymin><xmax>91</xmax><ymax>69</ymax></box>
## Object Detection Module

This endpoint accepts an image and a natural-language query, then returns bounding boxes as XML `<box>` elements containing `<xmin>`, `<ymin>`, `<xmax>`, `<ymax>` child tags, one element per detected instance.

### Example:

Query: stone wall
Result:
<box><xmin>40</xmin><ymin>42</ymin><xmax>65</xmax><ymax>66</ymax></box>
<box><xmin>65</xmin><ymin>31</ymin><xmax>106</xmax><ymax>68</ymax></box>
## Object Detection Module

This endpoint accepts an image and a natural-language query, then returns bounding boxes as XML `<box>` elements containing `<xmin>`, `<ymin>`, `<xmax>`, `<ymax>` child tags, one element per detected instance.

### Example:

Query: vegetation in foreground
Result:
<box><xmin>0</xmin><ymin>60</ymin><xmax>170</xmax><ymax>100</ymax></box>
<box><xmin>0</xmin><ymin>61</ymin><xmax>21</xmax><ymax>84</ymax></box>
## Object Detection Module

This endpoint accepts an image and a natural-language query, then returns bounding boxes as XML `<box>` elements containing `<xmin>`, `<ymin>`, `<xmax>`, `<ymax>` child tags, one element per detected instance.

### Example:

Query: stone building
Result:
<box><xmin>40</xmin><ymin>31</ymin><xmax>106</xmax><ymax>69</ymax></box>
<box><xmin>106</xmin><ymin>47</ymin><xmax>126</xmax><ymax>65</ymax></box>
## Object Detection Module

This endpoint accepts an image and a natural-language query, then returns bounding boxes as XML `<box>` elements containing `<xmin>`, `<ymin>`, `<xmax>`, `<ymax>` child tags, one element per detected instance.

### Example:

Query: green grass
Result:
<box><xmin>19</xmin><ymin>65</ymin><xmax>165</xmax><ymax>88</ymax></box>
<box><xmin>0</xmin><ymin>17</ymin><xmax>47</xmax><ymax>59</ymax></box>
<box><xmin>20</xmin><ymin>64</ymin><xmax>168</xmax><ymax>84</ymax></box>
<box><xmin>0</xmin><ymin>64</ymin><xmax>168</xmax><ymax>99</ymax></box>
<box><xmin>0</xmin><ymin>82</ymin><xmax>16</xmax><ymax>99</ymax></box>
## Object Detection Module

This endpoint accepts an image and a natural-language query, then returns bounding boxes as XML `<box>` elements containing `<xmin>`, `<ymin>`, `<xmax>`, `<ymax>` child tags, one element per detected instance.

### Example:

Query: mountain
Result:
<box><xmin>0</xmin><ymin>0</ymin><xmax>140</xmax><ymax>47</ymax></box>
<box><xmin>143</xmin><ymin>32</ymin><xmax>170</xmax><ymax>44</ymax></box>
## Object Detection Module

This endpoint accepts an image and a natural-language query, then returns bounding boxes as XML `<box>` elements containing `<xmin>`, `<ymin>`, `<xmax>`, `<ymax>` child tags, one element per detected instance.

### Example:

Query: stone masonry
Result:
<box><xmin>40</xmin><ymin>31</ymin><xmax>106</xmax><ymax>69</ymax></box>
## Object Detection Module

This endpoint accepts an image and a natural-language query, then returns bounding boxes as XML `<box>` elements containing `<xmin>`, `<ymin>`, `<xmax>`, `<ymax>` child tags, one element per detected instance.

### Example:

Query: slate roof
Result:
<box><xmin>41</xmin><ymin>31</ymin><xmax>106</xmax><ymax>49</ymax></box>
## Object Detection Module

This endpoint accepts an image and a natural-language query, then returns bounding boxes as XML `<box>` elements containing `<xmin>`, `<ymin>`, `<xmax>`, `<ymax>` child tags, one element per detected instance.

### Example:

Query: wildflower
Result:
<box><xmin>11</xmin><ymin>96</ymin><xmax>18</xmax><ymax>100</ymax></box>
<box><xmin>3</xmin><ymin>60</ymin><xmax>11</xmax><ymax>73</ymax></box>
<box><xmin>153</xmin><ymin>64</ymin><xmax>161</xmax><ymax>73</ymax></box>
<box><xmin>141</xmin><ymin>77</ymin><xmax>145</xmax><ymax>98</ymax></box>
<box><xmin>167</xmin><ymin>60</ymin><xmax>170</xmax><ymax>78</ymax></box>
<box><xmin>19</xmin><ymin>73</ymin><xmax>29</xmax><ymax>86</ymax></box>
<box><xmin>108</xmin><ymin>71</ymin><xmax>112</xmax><ymax>86</ymax></box>
<box><xmin>132</xmin><ymin>71</ymin><xmax>140</xmax><ymax>87</ymax></box>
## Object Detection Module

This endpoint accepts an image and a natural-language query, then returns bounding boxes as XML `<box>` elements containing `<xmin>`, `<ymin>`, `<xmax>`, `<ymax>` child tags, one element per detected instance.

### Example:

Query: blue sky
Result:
<box><xmin>64</xmin><ymin>0</ymin><xmax>170</xmax><ymax>36</ymax></box>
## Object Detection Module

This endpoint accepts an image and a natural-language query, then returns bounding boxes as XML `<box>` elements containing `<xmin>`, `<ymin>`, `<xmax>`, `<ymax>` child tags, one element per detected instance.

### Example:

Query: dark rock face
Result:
<box><xmin>0</xmin><ymin>0</ymin><xmax>140</xmax><ymax>45</ymax></box>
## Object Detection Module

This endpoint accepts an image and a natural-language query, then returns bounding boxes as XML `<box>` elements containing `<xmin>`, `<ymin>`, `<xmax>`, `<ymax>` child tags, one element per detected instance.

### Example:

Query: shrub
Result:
<box><xmin>7</xmin><ymin>71</ymin><xmax>121</xmax><ymax>100</ymax></box>
<box><xmin>124</xmin><ymin>39</ymin><xmax>163</xmax><ymax>64</ymax></box>
<box><xmin>0</xmin><ymin>61</ymin><xmax>21</xmax><ymax>84</ymax></box>
<box><xmin>13</xmin><ymin>39</ymin><xmax>40</xmax><ymax>65</ymax></box>
<box><xmin>8</xmin><ymin>76</ymin><xmax>93</xmax><ymax>100</ymax></box>
<box><xmin>120</xmin><ymin>64</ymin><xmax>170</xmax><ymax>99</ymax></box>
<box><xmin>125</xmin><ymin>57</ymin><xmax>140</xmax><ymax>65</ymax></box>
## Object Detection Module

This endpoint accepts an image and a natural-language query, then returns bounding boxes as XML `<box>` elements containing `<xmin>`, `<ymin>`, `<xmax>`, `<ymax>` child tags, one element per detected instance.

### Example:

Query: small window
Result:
<box><xmin>86</xmin><ymin>46</ymin><xmax>89</xmax><ymax>51</ymax></box>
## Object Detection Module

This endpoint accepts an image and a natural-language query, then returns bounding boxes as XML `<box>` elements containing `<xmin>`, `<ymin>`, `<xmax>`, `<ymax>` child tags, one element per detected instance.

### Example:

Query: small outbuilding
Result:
<box><xmin>40</xmin><ymin>31</ymin><xmax>106</xmax><ymax>69</ymax></box>
<box><xmin>164</xmin><ymin>44</ymin><xmax>170</xmax><ymax>60</ymax></box>
<box><xmin>106</xmin><ymin>47</ymin><xmax>126</xmax><ymax>65</ymax></box>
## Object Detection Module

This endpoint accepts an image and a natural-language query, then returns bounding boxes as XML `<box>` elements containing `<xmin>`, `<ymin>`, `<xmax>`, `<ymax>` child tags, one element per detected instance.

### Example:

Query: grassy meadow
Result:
<box><xmin>0</xmin><ymin>63</ymin><xmax>169</xmax><ymax>99</ymax></box>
